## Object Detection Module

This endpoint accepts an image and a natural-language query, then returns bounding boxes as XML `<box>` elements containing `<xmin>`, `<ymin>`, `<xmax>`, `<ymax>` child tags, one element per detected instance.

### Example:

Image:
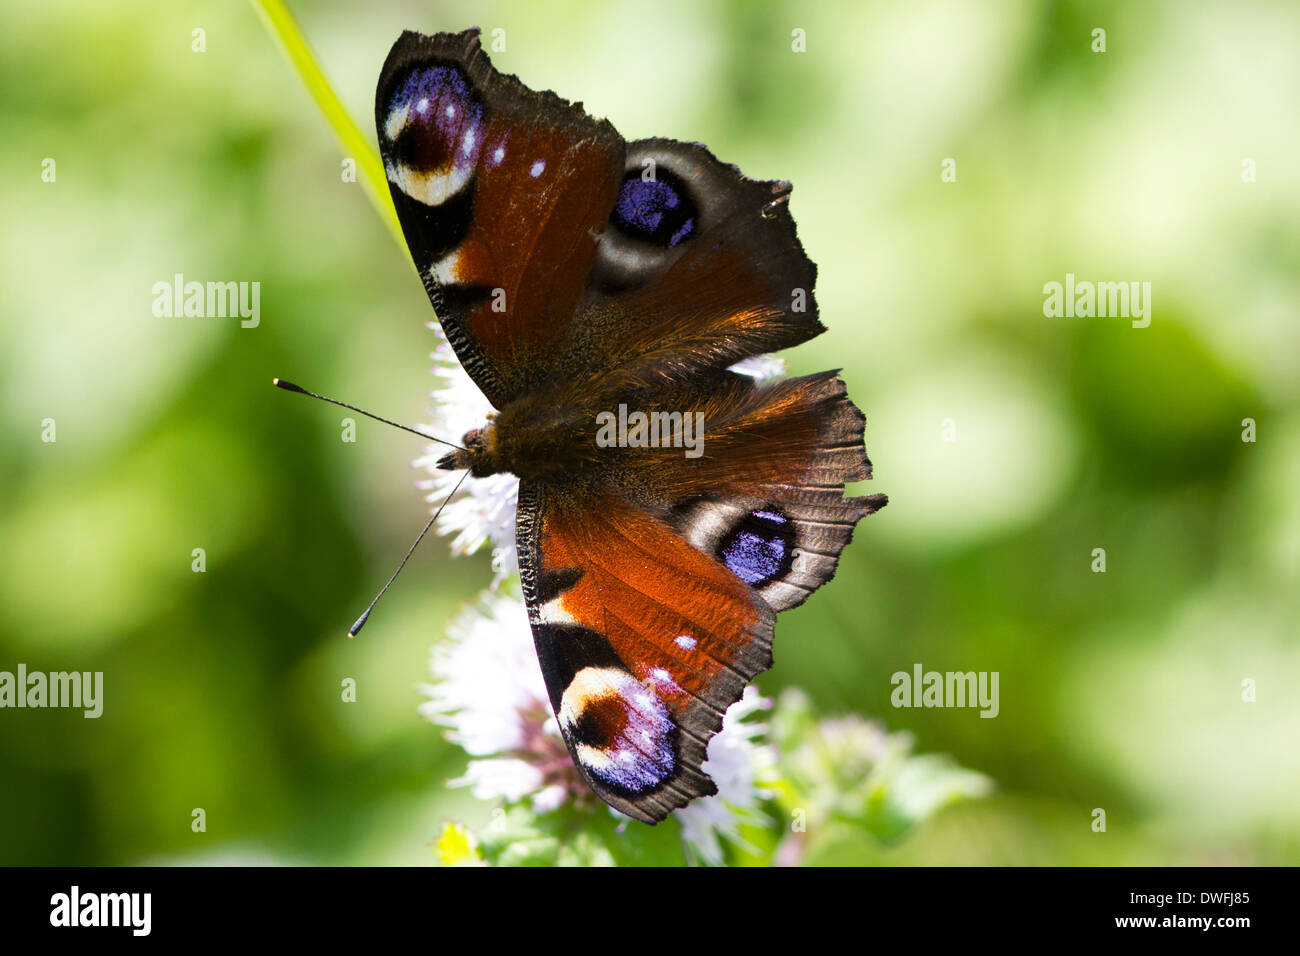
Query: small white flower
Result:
<box><xmin>676</xmin><ymin>686</ymin><xmax>778</xmax><ymax>866</ymax></box>
<box><xmin>418</xmin><ymin>590</ymin><xmax>540</xmax><ymax>756</ymax></box>
<box><xmin>418</xmin><ymin>589</ymin><xmax>588</xmax><ymax>814</ymax></box>
<box><xmin>413</xmin><ymin>326</ymin><xmax>519</xmax><ymax>582</ymax></box>
<box><xmin>454</xmin><ymin>757</ymin><xmax>544</xmax><ymax>805</ymax></box>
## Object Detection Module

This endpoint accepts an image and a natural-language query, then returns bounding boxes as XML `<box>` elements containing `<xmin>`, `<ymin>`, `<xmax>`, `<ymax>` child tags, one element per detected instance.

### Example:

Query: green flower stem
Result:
<box><xmin>250</xmin><ymin>0</ymin><xmax>406</xmax><ymax>251</ymax></box>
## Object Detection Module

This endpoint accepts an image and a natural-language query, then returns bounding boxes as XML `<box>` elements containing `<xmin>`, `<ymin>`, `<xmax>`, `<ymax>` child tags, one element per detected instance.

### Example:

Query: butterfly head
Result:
<box><xmin>435</xmin><ymin>426</ymin><xmax>494</xmax><ymax>476</ymax></box>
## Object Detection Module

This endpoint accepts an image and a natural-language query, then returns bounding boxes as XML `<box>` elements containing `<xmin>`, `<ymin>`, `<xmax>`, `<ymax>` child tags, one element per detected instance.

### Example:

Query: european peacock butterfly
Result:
<box><xmin>284</xmin><ymin>27</ymin><xmax>886</xmax><ymax>824</ymax></box>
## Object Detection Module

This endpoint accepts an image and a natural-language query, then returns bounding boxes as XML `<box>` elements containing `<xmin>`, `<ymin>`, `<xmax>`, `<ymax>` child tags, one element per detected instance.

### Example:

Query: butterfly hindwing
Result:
<box><xmin>516</xmin><ymin>372</ymin><xmax>884</xmax><ymax>823</ymax></box>
<box><xmin>517</xmin><ymin>481</ymin><xmax>774</xmax><ymax>823</ymax></box>
<box><xmin>657</xmin><ymin>371</ymin><xmax>888</xmax><ymax>613</ymax></box>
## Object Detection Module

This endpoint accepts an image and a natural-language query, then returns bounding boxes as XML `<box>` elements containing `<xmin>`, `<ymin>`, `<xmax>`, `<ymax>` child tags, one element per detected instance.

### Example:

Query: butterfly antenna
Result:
<box><xmin>348</xmin><ymin>468</ymin><xmax>471</xmax><ymax>638</ymax></box>
<box><xmin>272</xmin><ymin>378</ymin><xmax>463</xmax><ymax>450</ymax></box>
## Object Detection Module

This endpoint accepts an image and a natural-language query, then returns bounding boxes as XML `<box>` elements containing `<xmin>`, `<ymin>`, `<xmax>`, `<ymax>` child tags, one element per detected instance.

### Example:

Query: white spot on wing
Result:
<box><xmin>428</xmin><ymin>251</ymin><xmax>462</xmax><ymax>285</ymax></box>
<box><xmin>529</xmin><ymin>159</ymin><xmax>545</xmax><ymax>178</ymax></box>
<box><xmin>647</xmin><ymin>667</ymin><xmax>682</xmax><ymax>693</ymax></box>
<box><xmin>383</xmin><ymin>104</ymin><xmax>411</xmax><ymax>142</ymax></box>
<box><xmin>675</xmin><ymin>635</ymin><xmax>697</xmax><ymax>650</ymax></box>
<box><xmin>536</xmin><ymin>596</ymin><xmax>577</xmax><ymax>627</ymax></box>
<box><xmin>387</xmin><ymin>159</ymin><xmax>473</xmax><ymax>207</ymax></box>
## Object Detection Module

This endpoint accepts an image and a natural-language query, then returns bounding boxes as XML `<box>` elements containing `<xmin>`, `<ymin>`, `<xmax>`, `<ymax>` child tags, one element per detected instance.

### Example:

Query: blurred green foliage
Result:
<box><xmin>1</xmin><ymin>0</ymin><xmax>1296</xmax><ymax>865</ymax></box>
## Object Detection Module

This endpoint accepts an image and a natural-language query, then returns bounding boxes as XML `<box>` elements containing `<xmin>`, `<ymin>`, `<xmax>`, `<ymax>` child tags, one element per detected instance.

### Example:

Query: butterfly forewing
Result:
<box><xmin>376</xmin><ymin>29</ymin><xmax>624</xmax><ymax>406</ymax></box>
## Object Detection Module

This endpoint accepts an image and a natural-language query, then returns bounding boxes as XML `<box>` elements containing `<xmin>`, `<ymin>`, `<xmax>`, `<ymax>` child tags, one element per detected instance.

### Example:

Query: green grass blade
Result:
<box><xmin>250</xmin><ymin>0</ymin><xmax>406</xmax><ymax>251</ymax></box>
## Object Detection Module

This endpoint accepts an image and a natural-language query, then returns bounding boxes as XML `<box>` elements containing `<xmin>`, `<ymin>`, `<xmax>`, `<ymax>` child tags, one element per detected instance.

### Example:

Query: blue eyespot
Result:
<box><xmin>611</xmin><ymin>171</ymin><xmax>697</xmax><ymax>247</ymax></box>
<box><xmin>387</xmin><ymin>64</ymin><xmax>484</xmax><ymax>174</ymax></box>
<box><xmin>559</xmin><ymin>666</ymin><xmax>676</xmax><ymax>794</ymax></box>
<box><xmin>720</xmin><ymin>509</ymin><xmax>793</xmax><ymax>586</ymax></box>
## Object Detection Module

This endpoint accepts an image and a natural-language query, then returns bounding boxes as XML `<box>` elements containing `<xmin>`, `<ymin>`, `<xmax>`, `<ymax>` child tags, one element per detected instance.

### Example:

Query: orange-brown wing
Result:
<box><xmin>516</xmin><ymin>482</ymin><xmax>775</xmax><ymax>823</ymax></box>
<box><xmin>557</xmin><ymin>137</ymin><xmax>828</xmax><ymax>396</ymax></box>
<box><xmin>613</xmin><ymin>370</ymin><xmax>888</xmax><ymax>613</ymax></box>
<box><xmin>516</xmin><ymin>370</ymin><xmax>885</xmax><ymax>822</ymax></box>
<box><xmin>378</xmin><ymin>32</ymin><xmax>826</xmax><ymax>408</ymax></box>
<box><xmin>376</xmin><ymin>29</ymin><xmax>624</xmax><ymax>406</ymax></box>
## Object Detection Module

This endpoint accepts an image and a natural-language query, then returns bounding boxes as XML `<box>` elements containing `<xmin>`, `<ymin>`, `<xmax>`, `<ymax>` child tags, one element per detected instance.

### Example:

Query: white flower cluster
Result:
<box><xmin>411</xmin><ymin>324</ymin><xmax>520</xmax><ymax>581</ymax></box>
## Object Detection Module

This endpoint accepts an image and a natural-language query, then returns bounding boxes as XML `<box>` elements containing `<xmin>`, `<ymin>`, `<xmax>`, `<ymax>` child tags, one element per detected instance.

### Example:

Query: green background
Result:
<box><xmin>1</xmin><ymin>0</ymin><xmax>1296</xmax><ymax>865</ymax></box>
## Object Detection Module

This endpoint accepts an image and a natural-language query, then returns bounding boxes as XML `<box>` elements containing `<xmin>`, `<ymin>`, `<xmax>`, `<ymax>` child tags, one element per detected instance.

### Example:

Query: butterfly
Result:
<box><xmin>374</xmin><ymin>28</ymin><xmax>886</xmax><ymax>823</ymax></box>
